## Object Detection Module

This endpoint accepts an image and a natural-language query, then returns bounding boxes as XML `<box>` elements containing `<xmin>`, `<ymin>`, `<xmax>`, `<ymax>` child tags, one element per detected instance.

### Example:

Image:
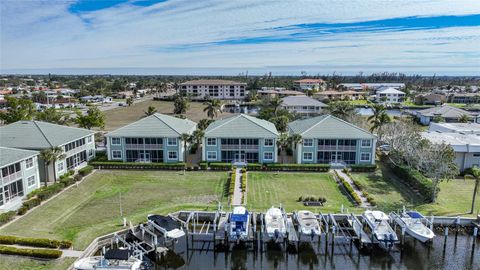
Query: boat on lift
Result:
<box><xmin>264</xmin><ymin>206</ymin><xmax>287</xmax><ymax>241</ymax></box>
<box><xmin>392</xmin><ymin>211</ymin><xmax>435</xmax><ymax>243</ymax></box>
<box><xmin>363</xmin><ymin>210</ymin><xmax>398</xmax><ymax>250</ymax></box>
<box><xmin>73</xmin><ymin>249</ymin><xmax>143</xmax><ymax>270</ymax></box>
<box><xmin>229</xmin><ymin>206</ymin><xmax>250</xmax><ymax>242</ymax></box>
<box><xmin>147</xmin><ymin>214</ymin><xmax>185</xmax><ymax>239</ymax></box>
<box><xmin>295</xmin><ymin>210</ymin><xmax>321</xmax><ymax>240</ymax></box>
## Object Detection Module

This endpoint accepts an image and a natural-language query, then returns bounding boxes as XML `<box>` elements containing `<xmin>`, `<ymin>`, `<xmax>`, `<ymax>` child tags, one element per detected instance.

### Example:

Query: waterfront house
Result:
<box><xmin>293</xmin><ymin>79</ymin><xmax>326</xmax><ymax>91</ymax></box>
<box><xmin>416</xmin><ymin>105</ymin><xmax>478</xmax><ymax>125</ymax></box>
<box><xmin>202</xmin><ymin>114</ymin><xmax>279</xmax><ymax>163</ymax></box>
<box><xmin>314</xmin><ymin>90</ymin><xmax>364</xmax><ymax>101</ymax></box>
<box><xmin>0</xmin><ymin>147</ymin><xmax>40</xmax><ymax>212</ymax></box>
<box><xmin>180</xmin><ymin>79</ymin><xmax>247</xmax><ymax>100</ymax></box>
<box><xmin>106</xmin><ymin>113</ymin><xmax>196</xmax><ymax>163</ymax></box>
<box><xmin>448</xmin><ymin>93</ymin><xmax>480</xmax><ymax>104</ymax></box>
<box><xmin>281</xmin><ymin>95</ymin><xmax>326</xmax><ymax>116</ymax></box>
<box><xmin>414</xmin><ymin>93</ymin><xmax>446</xmax><ymax>105</ymax></box>
<box><xmin>375</xmin><ymin>88</ymin><xmax>405</xmax><ymax>104</ymax></box>
<box><xmin>288</xmin><ymin>115</ymin><xmax>376</xmax><ymax>166</ymax></box>
<box><xmin>0</xmin><ymin>121</ymin><xmax>94</xmax><ymax>182</ymax></box>
<box><xmin>429</xmin><ymin>122</ymin><xmax>480</xmax><ymax>135</ymax></box>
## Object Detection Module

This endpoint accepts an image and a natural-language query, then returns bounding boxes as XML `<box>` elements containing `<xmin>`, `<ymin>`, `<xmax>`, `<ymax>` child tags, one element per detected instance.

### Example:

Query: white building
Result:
<box><xmin>293</xmin><ymin>79</ymin><xmax>326</xmax><ymax>91</ymax></box>
<box><xmin>429</xmin><ymin>122</ymin><xmax>480</xmax><ymax>135</ymax></box>
<box><xmin>180</xmin><ymin>80</ymin><xmax>247</xmax><ymax>100</ymax></box>
<box><xmin>281</xmin><ymin>95</ymin><xmax>327</xmax><ymax>115</ymax></box>
<box><xmin>376</xmin><ymin>88</ymin><xmax>405</xmax><ymax>104</ymax></box>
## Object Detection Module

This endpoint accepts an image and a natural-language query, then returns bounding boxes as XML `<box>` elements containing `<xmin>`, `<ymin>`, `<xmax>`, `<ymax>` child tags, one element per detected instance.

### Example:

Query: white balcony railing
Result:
<box><xmin>220</xmin><ymin>144</ymin><xmax>259</xmax><ymax>150</ymax></box>
<box><xmin>1</xmin><ymin>171</ymin><xmax>22</xmax><ymax>184</ymax></box>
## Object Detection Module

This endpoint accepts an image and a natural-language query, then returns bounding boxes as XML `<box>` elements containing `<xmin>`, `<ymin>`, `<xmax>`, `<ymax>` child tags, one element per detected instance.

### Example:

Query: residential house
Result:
<box><xmin>449</xmin><ymin>93</ymin><xmax>480</xmax><ymax>104</ymax></box>
<box><xmin>202</xmin><ymin>114</ymin><xmax>279</xmax><ymax>163</ymax></box>
<box><xmin>0</xmin><ymin>147</ymin><xmax>40</xmax><ymax>212</ymax></box>
<box><xmin>376</xmin><ymin>88</ymin><xmax>405</xmax><ymax>104</ymax></box>
<box><xmin>363</xmin><ymin>83</ymin><xmax>405</xmax><ymax>91</ymax></box>
<box><xmin>180</xmin><ymin>80</ymin><xmax>247</xmax><ymax>100</ymax></box>
<box><xmin>339</xmin><ymin>83</ymin><xmax>364</xmax><ymax>91</ymax></box>
<box><xmin>281</xmin><ymin>95</ymin><xmax>327</xmax><ymax>115</ymax></box>
<box><xmin>257</xmin><ymin>89</ymin><xmax>304</xmax><ymax>99</ymax></box>
<box><xmin>0</xmin><ymin>121</ymin><xmax>95</xmax><ymax>181</ymax></box>
<box><xmin>106</xmin><ymin>113</ymin><xmax>196</xmax><ymax>163</ymax></box>
<box><xmin>416</xmin><ymin>105</ymin><xmax>479</xmax><ymax>125</ymax></box>
<box><xmin>288</xmin><ymin>115</ymin><xmax>376</xmax><ymax>166</ymax></box>
<box><xmin>293</xmin><ymin>79</ymin><xmax>326</xmax><ymax>91</ymax></box>
<box><xmin>429</xmin><ymin>122</ymin><xmax>480</xmax><ymax>135</ymax></box>
<box><xmin>313</xmin><ymin>90</ymin><xmax>364</xmax><ymax>101</ymax></box>
<box><xmin>414</xmin><ymin>93</ymin><xmax>446</xmax><ymax>105</ymax></box>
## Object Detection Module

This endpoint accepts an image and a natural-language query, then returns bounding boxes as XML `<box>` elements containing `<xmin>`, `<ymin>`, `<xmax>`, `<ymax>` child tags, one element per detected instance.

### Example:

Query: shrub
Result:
<box><xmin>264</xmin><ymin>163</ymin><xmax>330</xmax><ymax>172</ymax></box>
<box><xmin>36</xmin><ymin>183</ymin><xmax>64</xmax><ymax>201</ymax></box>
<box><xmin>73</xmin><ymin>174</ymin><xmax>83</xmax><ymax>182</ymax></box>
<box><xmin>297</xmin><ymin>196</ymin><xmax>303</xmax><ymax>202</ymax></box>
<box><xmin>17</xmin><ymin>206</ymin><xmax>28</xmax><ymax>215</ymax></box>
<box><xmin>350</xmin><ymin>164</ymin><xmax>377</xmax><ymax>172</ymax></box>
<box><xmin>78</xmin><ymin>165</ymin><xmax>93</xmax><ymax>176</ymax></box>
<box><xmin>0</xmin><ymin>235</ymin><xmax>72</xmax><ymax>249</ymax></box>
<box><xmin>390</xmin><ymin>163</ymin><xmax>435</xmax><ymax>201</ymax></box>
<box><xmin>0</xmin><ymin>245</ymin><xmax>62</xmax><ymax>259</ymax></box>
<box><xmin>335</xmin><ymin>171</ymin><xmax>362</xmax><ymax>205</ymax></box>
<box><xmin>89</xmin><ymin>161</ymin><xmax>186</xmax><ymax>170</ymax></box>
<box><xmin>190</xmin><ymin>144</ymin><xmax>198</xmax><ymax>154</ymax></box>
<box><xmin>246</xmin><ymin>163</ymin><xmax>263</xmax><ymax>171</ymax></box>
<box><xmin>199</xmin><ymin>162</ymin><xmax>208</xmax><ymax>170</ymax></box>
<box><xmin>209</xmin><ymin>162</ymin><xmax>232</xmax><ymax>171</ymax></box>
<box><xmin>18</xmin><ymin>198</ymin><xmax>42</xmax><ymax>215</ymax></box>
<box><xmin>60</xmin><ymin>177</ymin><xmax>75</xmax><ymax>187</ymax></box>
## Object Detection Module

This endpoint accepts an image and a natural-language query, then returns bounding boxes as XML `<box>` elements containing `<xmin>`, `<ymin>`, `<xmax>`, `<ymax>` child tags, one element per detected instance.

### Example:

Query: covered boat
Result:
<box><xmin>296</xmin><ymin>210</ymin><xmax>321</xmax><ymax>239</ymax></box>
<box><xmin>363</xmin><ymin>210</ymin><xmax>398</xmax><ymax>250</ymax></box>
<box><xmin>264</xmin><ymin>206</ymin><xmax>287</xmax><ymax>241</ymax></box>
<box><xmin>73</xmin><ymin>249</ymin><xmax>143</xmax><ymax>270</ymax></box>
<box><xmin>229</xmin><ymin>206</ymin><xmax>250</xmax><ymax>241</ymax></box>
<box><xmin>147</xmin><ymin>214</ymin><xmax>185</xmax><ymax>239</ymax></box>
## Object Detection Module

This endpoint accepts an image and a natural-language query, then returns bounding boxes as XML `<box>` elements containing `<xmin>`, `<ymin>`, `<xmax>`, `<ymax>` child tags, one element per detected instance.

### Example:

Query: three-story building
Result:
<box><xmin>180</xmin><ymin>80</ymin><xmax>247</xmax><ymax>100</ymax></box>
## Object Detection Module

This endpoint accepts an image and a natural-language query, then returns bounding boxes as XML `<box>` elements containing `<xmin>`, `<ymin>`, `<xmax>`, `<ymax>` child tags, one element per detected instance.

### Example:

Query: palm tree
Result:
<box><xmin>180</xmin><ymin>133</ymin><xmax>191</xmax><ymax>164</ymax></box>
<box><xmin>197</xmin><ymin>119</ymin><xmax>214</xmax><ymax>131</ymax></box>
<box><xmin>173</xmin><ymin>82</ymin><xmax>180</xmax><ymax>95</ymax></box>
<box><xmin>368</xmin><ymin>104</ymin><xmax>391</xmax><ymax>133</ymax></box>
<box><xmin>173</xmin><ymin>94</ymin><xmax>189</xmax><ymax>115</ymax></box>
<box><xmin>203</xmin><ymin>99</ymin><xmax>223</xmax><ymax>119</ymax></box>
<box><xmin>458</xmin><ymin>114</ymin><xmax>470</xmax><ymax>123</ymax></box>
<box><xmin>126</xmin><ymin>96</ymin><xmax>134</xmax><ymax>106</ymax></box>
<box><xmin>289</xmin><ymin>133</ymin><xmax>303</xmax><ymax>150</ymax></box>
<box><xmin>464</xmin><ymin>167</ymin><xmax>480</xmax><ymax>214</ymax></box>
<box><xmin>39</xmin><ymin>147</ymin><xmax>66</xmax><ymax>185</ymax></box>
<box><xmin>144</xmin><ymin>106</ymin><xmax>157</xmax><ymax>116</ymax></box>
<box><xmin>276</xmin><ymin>133</ymin><xmax>289</xmax><ymax>163</ymax></box>
<box><xmin>326</xmin><ymin>101</ymin><xmax>357</xmax><ymax>120</ymax></box>
<box><xmin>269</xmin><ymin>97</ymin><xmax>283</xmax><ymax>117</ymax></box>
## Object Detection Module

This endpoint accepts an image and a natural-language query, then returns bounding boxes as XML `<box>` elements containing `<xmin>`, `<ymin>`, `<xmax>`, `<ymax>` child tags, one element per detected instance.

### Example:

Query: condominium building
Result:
<box><xmin>180</xmin><ymin>80</ymin><xmax>247</xmax><ymax>100</ymax></box>
<box><xmin>293</xmin><ymin>79</ymin><xmax>326</xmax><ymax>91</ymax></box>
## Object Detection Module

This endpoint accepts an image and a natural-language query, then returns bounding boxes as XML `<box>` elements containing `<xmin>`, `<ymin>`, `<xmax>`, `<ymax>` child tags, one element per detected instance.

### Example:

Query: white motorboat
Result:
<box><xmin>74</xmin><ymin>249</ymin><xmax>143</xmax><ymax>270</ymax></box>
<box><xmin>363</xmin><ymin>210</ymin><xmax>398</xmax><ymax>250</ymax></box>
<box><xmin>264</xmin><ymin>206</ymin><xmax>287</xmax><ymax>241</ymax></box>
<box><xmin>229</xmin><ymin>206</ymin><xmax>250</xmax><ymax>241</ymax></box>
<box><xmin>147</xmin><ymin>215</ymin><xmax>185</xmax><ymax>239</ymax></box>
<box><xmin>296</xmin><ymin>210</ymin><xmax>321</xmax><ymax>239</ymax></box>
<box><xmin>395</xmin><ymin>211</ymin><xmax>435</xmax><ymax>243</ymax></box>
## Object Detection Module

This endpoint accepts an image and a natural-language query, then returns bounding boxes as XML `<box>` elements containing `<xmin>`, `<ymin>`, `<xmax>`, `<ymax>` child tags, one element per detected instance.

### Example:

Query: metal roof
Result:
<box><xmin>288</xmin><ymin>114</ymin><xmax>376</xmax><ymax>139</ymax></box>
<box><xmin>0</xmin><ymin>147</ymin><xmax>38</xmax><ymax>168</ymax></box>
<box><xmin>106</xmin><ymin>113</ymin><xmax>196</xmax><ymax>137</ymax></box>
<box><xmin>417</xmin><ymin>105</ymin><xmax>476</xmax><ymax>118</ymax></box>
<box><xmin>205</xmin><ymin>114</ymin><xmax>279</xmax><ymax>138</ymax></box>
<box><xmin>281</xmin><ymin>96</ymin><xmax>327</xmax><ymax>107</ymax></box>
<box><xmin>0</xmin><ymin>121</ymin><xmax>94</xmax><ymax>150</ymax></box>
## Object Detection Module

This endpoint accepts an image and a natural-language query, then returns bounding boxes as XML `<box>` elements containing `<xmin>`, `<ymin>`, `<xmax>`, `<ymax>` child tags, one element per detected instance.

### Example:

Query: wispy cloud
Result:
<box><xmin>1</xmin><ymin>0</ymin><xmax>480</xmax><ymax>75</ymax></box>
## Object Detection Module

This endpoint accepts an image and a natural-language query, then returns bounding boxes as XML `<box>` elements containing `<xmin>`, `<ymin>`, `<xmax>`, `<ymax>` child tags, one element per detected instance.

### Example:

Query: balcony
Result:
<box><xmin>220</xmin><ymin>144</ymin><xmax>259</xmax><ymax>151</ymax></box>
<box><xmin>125</xmin><ymin>144</ymin><xmax>163</xmax><ymax>150</ymax></box>
<box><xmin>1</xmin><ymin>171</ymin><xmax>22</xmax><ymax>184</ymax></box>
<box><xmin>317</xmin><ymin>145</ymin><xmax>356</xmax><ymax>151</ymax></box>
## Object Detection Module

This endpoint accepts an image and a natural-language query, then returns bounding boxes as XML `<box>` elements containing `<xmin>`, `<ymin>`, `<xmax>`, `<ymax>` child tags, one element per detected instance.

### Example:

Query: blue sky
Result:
<box><xmin>1</xmin><ymin>0</ymin><xmax>480</xmax><ymax>75</ymax></box>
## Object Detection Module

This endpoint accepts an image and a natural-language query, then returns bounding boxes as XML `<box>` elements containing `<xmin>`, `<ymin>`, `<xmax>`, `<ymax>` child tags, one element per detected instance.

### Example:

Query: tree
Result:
<box><xmin>0</xmin><ymin>97</ymin><xmax>36</xmax><ymax>124</ymax></box>
<box><xmin>269</xmin><ymin>97</ymin><xmax>283</xmax><ymax>117</ymax></box>
<box><xmin>464</xmin><ymin>167</ymin><xmax>480</xmax><ymax>214</ymax></box>
<box><xmin>36</xmin><ymin>107</ymin><xmax>70</xmax><ymax>125</ymax></box>
<box><xmin>173</xmin><ymin>82</ymin><xmax>180</xmax><ymax>95</ymax></box>
<box><xmin>126</xmin><ymin>96</ymin><xmax>134</xmax><ymax>107</ymax></box>
<box><xmin>144</xmin><ymin>106</ymin><xmax>157</xmax><ymax>117</ymax></box>
<box><xmin>368</xmin><ymin>104</ymin><xmax>391</xmax><ymax>136</ymax></box>
<box><xmin>110</xmin><ymin>80</ymin><xmax>124</xmax><ymax>92</ymax></box>
<box><xmin>245</xmin><ymin>90</ymin><xmax>259</xmax><ymax>102</ymax></box>
<box><xmin>458</xmin><ymin>114</ymin><xmax>470</xmax><ymax>123</ymax></box>
<box><xmin>75</xmin><ymin>107</ymin><xmax>105</xmax><ymax>130</ymax></box>
<box><xmin>289</xmin><ymin>133</ymin><xmax>303</xmax><ymax>150</ymax></box>
<box><xmin>326</xmin><ymin>101</ymin><xmax>357</xmax><ymax>121</ymax></box>
<box><xmin>191</xmin><ymin>129</ymin><xmax>205</xmax><ymax>146</ymax></box>
<box><xmin>39</xmin><ymin>147</ymin><xmax>66</xmax><ymax>185</ymax></box>
<box><xmin>203</xmin><ymin>99</ymin><xmax>223</xmax><ymax>119</ymax></box>
<box><xmin>270</xmin><ymin>115</ymin><xmax>290</xmax><ymax>132</ymax></box>
<box><xmin>197</xmin><ymin>119</ymin><xmax>214</xmax><ymax>131</ymax></box>
<box><xmin>276</xmin><ymin>133</ymin><xmax>289</xmax><ymax>163</ymax></box>
<box><xmin>173</xmin><ymin>94</ymin><xmax>189</xmax><ymax>115</ymax></box>
<box><xmin>180</xmin><ymin>133</ymin><xmax>191</xmax><ymax>163</ymax></box>
<box><xmin>432</xmin><ymin>115</ymin><xmax>445</xmax><ymax>123</ymax></box>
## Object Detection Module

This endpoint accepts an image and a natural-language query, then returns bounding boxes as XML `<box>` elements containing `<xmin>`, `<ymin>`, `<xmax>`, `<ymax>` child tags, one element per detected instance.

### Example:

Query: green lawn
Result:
<box><xmin>0</xmin><ymin>170</ymin><xmax>227</xmax><ymax>250</ymax></box>
<box><xmin>0</xmin><ymin>255</ymin><xmax>75</xmax><ymax>270</ymax></box>
<box><xmin>247</xmin><ymin>172</ymin><xmax>354</xmax><ymax>213</ymax></box>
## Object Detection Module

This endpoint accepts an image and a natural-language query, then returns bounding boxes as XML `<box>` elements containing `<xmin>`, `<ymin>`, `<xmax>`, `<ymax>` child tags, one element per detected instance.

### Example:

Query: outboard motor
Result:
<box><xmin>383</xmin><ymin>233</ymin><xmax>389</xmax><ymax>248</ymax></box>
<box><xmin>388</xmin><ymin>233</ymin><xmax>394</xmax><ymax>249</ymax></box>
<box><xmin>311</xmin><ymin>229</ymin><xmax>315</xmax><ymax>241</ymax></box>
<box><xmin>274</xmin><ymin>229</ymin><xmax>280</xmax><ymax>241</ymax></box>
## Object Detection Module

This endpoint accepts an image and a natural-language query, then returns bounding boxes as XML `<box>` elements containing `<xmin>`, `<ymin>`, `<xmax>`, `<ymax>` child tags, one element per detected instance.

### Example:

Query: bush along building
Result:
<box><xmin>288</xmin><ymin>115</ymin><xmax>376</xmax><ymax>167</ymax></box>
<box><xmin>0</xmin><ymin>121</ymin><xmax>95</xmax><ymax>182</ymax></box>
<box><xmin>202</xmin><ymin>114</ymin><xmax>279</xmax><ymax>164</ymax></box>
<box><xmin>105</xmin><ymin>113</ymin><xmax>196</xmax><ymax>163</ymax></box>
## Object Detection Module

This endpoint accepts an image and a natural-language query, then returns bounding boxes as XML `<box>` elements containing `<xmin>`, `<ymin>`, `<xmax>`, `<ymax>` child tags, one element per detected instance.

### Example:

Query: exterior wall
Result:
<box><xmin>202</xmin><ymin>137</ymin><xmax>277</xmax><ymax>163</ymax></box>
<box><xmin>376</xmin><ymin>93</ymin><xmax>405</xmax><ymax>104</ymax></box>
<box><xmin>283</xmin><ymin>105</ymin><xmax>322</xmax><ymax>115</ymax></box>
<box><xmin>106</xmin><ymin>136</ymin><xmax>181</xmax><ymax>163</ymax></box>
<box><xmin>181</xmin><ymin>84</ymin><xmax>247</xmax><ymax>100</ymax></box>
<box><xmin>454</xmin><ymin>152</ymin><xmax>480</xmax><ymax>172</ymax></box>
<box><xmin>0</xmin><ymin>155</ymin><xmax>40</xmax><ymax>212</ymax></box>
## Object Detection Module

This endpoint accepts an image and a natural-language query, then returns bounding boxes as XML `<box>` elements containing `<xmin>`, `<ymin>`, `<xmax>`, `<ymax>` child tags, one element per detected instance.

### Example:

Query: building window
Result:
<box><xmin>111</xmin><ymin>137</ymin><xmax>121</xmax><ymax>145</ymax></box>
<box><xmin>474</xmin><ymin>153</ymin><xmax>480</xmax><ymax>157</ymax></box>
<box><xmin>168</xmin><ymin>151</ymin><xmax>178</xmax><ymax>160</ymax></box>
<box><xmin>57</xmin><ymin>162</ymin><xmax>64</xmax><ymax>172</ymax></box>
<box><xmin>88</xmin><ymin>149</ymin><xmax>94</xmax><ymax>157</ymax></box>
<box><xmin>263</xmin><ymin>152</ymin><xmax>273</xmax><ymax>160</ymax></box>
<box><xmin>167</xmin><ymin>138</ymin><xmax>177</xmax><ymax>146</ymax></box>
<box><xmin>207</xmin><ymin>138</ymin><xmax>216</xmax><ymax>146</ymax></box>
<box><xmin>361</xmin><ymin>140</ymin><xmax>371</xmax><ymax>147</ymax></box>
<box><xmin>303</xmin><ymin>139</ymin><xmax>313</xmax><ymax>147</ymax></box>
<box><xmin>207</xmin><ymin>151</ymin><xmax>217</xmax><ymax>160</ymax></box>
<box><xmin>360</xmin><ymin>153</ymin><xmax>371</xmax><ymax>161</ymax></box>
<box><xmin>264</xmin><ymin>139</ymin><xmax>274</xmax><ymax>147</ymax></box>
<box><xmin>87</xmin><ymin>135</ymin><xmax>93</xmax><ymax>143</ymax></box>
<box><xmin>112</xmin><ymin>150</ymin><xmax>122</xmax><ymax>159</ymax></box>
<box><xmin>25</xmin><ymin>158</ymin><xmax>34</xmax><ymax>169</ymax></box>
<box><xmin>303</xmin><ymin>152</ymin><xmax>313</xmax><ymax>161</ymax></box>
<box><xmin>27</xmin><ymin>175</ymin><xmax>36</xmax><ymax>188</ymax></box>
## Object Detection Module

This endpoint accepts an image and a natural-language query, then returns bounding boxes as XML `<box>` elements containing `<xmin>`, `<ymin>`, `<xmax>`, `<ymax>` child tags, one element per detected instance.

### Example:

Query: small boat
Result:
<box><xmin>74</xmin><ymin>249</ymin><xmax>143</xmax><ymax>270</ymax></box>
<box><xmin>394</xmin><ymin>211</ymin><xmax>435</xmax><ymax>243</ymax></box>
<box><xmin>264</xmin><ymin>206</ymin><xmax>287</xmax><ymax>241</ymax></box>
<box><xmin>147</xmin><ymin>215</ymin><xmax>185</xmax><ymax>239</ymax></box>
<box><xmin>363</xmin><ymin>210</ymin><xmax>398</xmax><ymax>250</ymax></box>
<box><xmin>229</xmin><ymin>206</ymin><xmax>250</xmax><ymax>241</ymax></box>
<box><xmin>296</xmin><ymin>210</ymin><xmax>321</xmax><ymax>239</ymax></box>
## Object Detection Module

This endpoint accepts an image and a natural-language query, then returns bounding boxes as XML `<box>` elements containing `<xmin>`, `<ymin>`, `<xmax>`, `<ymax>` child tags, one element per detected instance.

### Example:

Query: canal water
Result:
<box><xmin>154</xmin><ymin>230</ymin><xmax>480</xmax><ymax>270</ymax></box>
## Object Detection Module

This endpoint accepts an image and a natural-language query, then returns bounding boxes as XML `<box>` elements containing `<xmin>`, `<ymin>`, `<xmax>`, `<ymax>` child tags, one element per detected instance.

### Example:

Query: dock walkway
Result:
<box><xmin>335</xmin><ymin>169</ymin><xmax>370</xmax><ymax>208</ymax></box>
<box><xmin>232</xmin><ymin>168</ymin><xmax>243</xmax><ymax>205</ymax></box>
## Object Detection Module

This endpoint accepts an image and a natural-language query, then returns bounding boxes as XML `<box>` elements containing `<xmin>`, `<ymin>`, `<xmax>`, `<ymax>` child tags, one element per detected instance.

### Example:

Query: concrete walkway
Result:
<box><xmin>335</xmin><ymin>169</ymin><xmax>371</xmax><ymax>208</ymax></box>
<box><xmin>232</xmin><ymin>168</ymin><xmax>243</xmax><ymax>205</ymax></box>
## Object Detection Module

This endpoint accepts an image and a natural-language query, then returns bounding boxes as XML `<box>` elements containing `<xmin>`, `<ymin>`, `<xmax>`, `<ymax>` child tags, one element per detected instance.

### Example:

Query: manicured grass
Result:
<box><xmin>102</xmin><ymin>99</ymin><xmax>234</xmax><ymax>130</ymax></box>
<box><xmin>0</xmin><ymin>170</ymin><xmax>227</xmax><ymax>250</ymax></box>
<box><xmin>348</xmin><ymin>99</ymin><xmax>371</xmax><ymax>105</ymax></box>
<box><xmin>247</xmin><ymin>172</ymin><xmax>355</xmax><ymax>213</ymax></box>
<box><xmin>0</xmin><ymin>255</ymin><xmax>75</xmax><ymax>270</ymax></box>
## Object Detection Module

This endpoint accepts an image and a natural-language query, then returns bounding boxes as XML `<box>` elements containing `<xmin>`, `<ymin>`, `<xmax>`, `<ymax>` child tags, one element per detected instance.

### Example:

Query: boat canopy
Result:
<box><xmin>148</xmin><ymin>215</ymin><xmax>180</xmax><ymax>231</ymax></box>
<box><xmin>104</xmin><ymin>249</ymin><xmax>130</xmax><ymax>260</ymax></box>
<box><xmin>406</xmin><ymin>211</ymin><xmax>424</xmax><ymax>219</ymax></box>
<box><xmin>231</xmin><ymin>213</ymin><xmax>249</xmax><ymax>222</ymax></box>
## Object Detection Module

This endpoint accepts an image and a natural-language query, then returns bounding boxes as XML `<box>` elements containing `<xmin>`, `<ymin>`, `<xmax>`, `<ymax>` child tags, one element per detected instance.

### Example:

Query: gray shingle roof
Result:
<box><xmin>106</xmin><ymin>113</ymin><xmax>196</xmax><ymax>137</ymax></box>
<box><xmin>418</xmin><ymin>105</ymin><xmax>476</xmax><ymax>118</ymax></box>
<box><xmin>281</xmin><ymin>96</ymin><xmax>327</xmax><ymax>107</ymax></box>
<box><xmin>0</xmin><ymin>121</ymin><xmax>94</xmax><ymax>150</ymax></box>
<box><xmin>288</xmin><ymin>114</ymin><xmax>376</xmax><ymax>139</ymax></box>
<box><xmin>205</xmin><ymin>114</ymin><xmax>279</xmax><ymax>138</ymax></box>
<box><xmin>0</xmin><ymin>147</ymin><xmax>38</xmax><ymax>168</ymax></box>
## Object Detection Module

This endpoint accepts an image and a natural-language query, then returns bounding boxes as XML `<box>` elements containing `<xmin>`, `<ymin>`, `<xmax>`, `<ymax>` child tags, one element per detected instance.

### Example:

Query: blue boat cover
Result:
<box><xmin>406</xmin><ymin>211</ymin><xmax>424</xmax><ymax>219</ymax></box>
<box><xmin>231</xmin><ymin>213</ymin><xmax>249</xmax><ymax>222</ymax></box>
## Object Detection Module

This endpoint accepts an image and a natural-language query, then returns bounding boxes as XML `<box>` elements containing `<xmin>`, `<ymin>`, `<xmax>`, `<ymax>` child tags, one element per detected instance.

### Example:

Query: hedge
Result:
<box><xmin>78</xmin><ymin>165</ymin><xmax>93</xmax><ymax>176</ymax></box>
<box><xmin>199</xmin><ymin>162</ymin><xmax>208</xmax><ymax>170</ymax></box>
<box><xmin>209</xmin><ymin>163</ymin><xmax>232</xmax><ymax>171</ymax></box>
<box><xmin>0</xmin><ymin>211</ymin><xmax>16</xmax><ymax>226</ymax></box>
<box><xmin>0</xmin><ymin>235</ymin><xmax>72</xmax><ymax>249</ymax></box>
<box><xmin>350</xmin><ymin>164</ymin><xmax>377</xmax><ymax>172</ymax></box>
<box><xmin>390</xmin><ymin>163</ymin><xmax>435</xmax><ymax>201</ymax></box>
<box><xmin>246</xmin><ymin>163</ymin><xmax>262</xmax><ymax>171</ymax></box>
<box><xmin>90</xmin><ymin>161</ymin><xmax>186</xmax><ymax>170</ymax></box>
<box><xmin>0</xmin><ymin>245</ymin><xmax>62</xmax><ymax>259</ymax></box>
<box><xmin>264</xmin><ymin>163</ymin><xmax>330</xmax><ymax>172</ymax></box>
<box><xmin>335</xmin><ymin>171</ymin><xmax>362</xmax><ymax>205</ymax></box>
<box><xmin>36</xmin><ymin>183</ymin><xmax>64</xmax><ymax>201</ymax></box>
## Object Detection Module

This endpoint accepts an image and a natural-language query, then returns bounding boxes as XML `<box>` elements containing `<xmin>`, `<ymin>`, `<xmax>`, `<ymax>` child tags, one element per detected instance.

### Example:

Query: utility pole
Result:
<box><xmin>119</xmin><ymin>191</ymin><xmax>123</xmax><ymax>217</ymax></box>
